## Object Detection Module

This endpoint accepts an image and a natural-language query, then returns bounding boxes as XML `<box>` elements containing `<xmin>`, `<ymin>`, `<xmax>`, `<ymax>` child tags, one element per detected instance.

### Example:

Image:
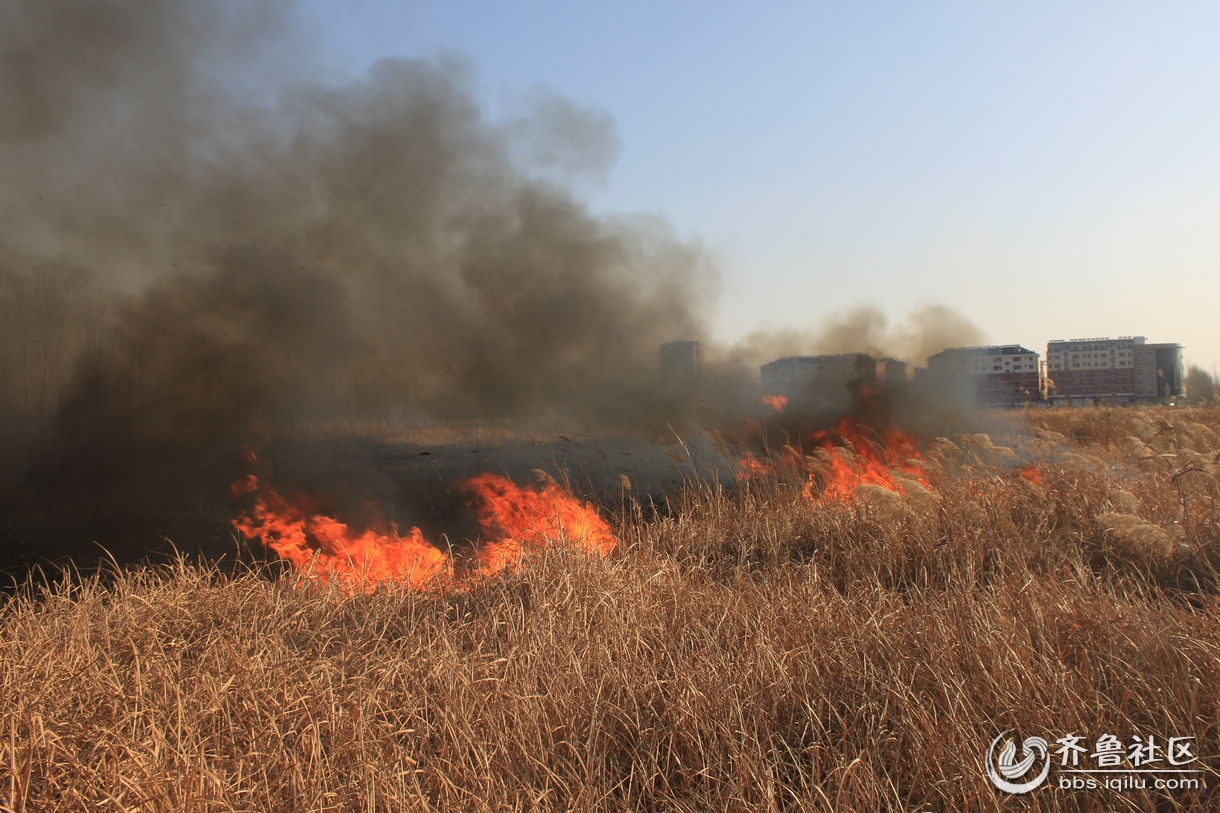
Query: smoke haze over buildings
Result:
<box><xmin>0</xmin><ymin>0</ymin><xmax>993</xmax><ymax>553</ymax></box>
<box><xmin>714</xmin><ymin>304</ymin><xmax>987</xmax><ymax>375</ymax></box>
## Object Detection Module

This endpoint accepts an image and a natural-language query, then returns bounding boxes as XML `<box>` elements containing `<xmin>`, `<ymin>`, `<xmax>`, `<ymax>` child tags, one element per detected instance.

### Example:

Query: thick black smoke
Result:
<box><xmin>0</xmin><ymin>2</ymin><xmax>713</xmax><ymax>435</ymax></box>
<box><xmin>0</xmin><ymin>1</ymin><xmax>718</xmax><ymax>568</ymax></box>
<box><xmin>0</xmin><ymin>1</ymin><xmax>992</xmax><ymax>572</ymax></box>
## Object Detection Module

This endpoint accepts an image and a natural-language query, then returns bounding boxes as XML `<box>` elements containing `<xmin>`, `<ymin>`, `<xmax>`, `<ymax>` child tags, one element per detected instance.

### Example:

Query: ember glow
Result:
<box><xmin>762</xmin><ymin>394</ymin><xmax>789</xmax><ymax>412</ymax></box>
<box><xmin>232</xmin><ymin>473</ymin><xmax>616</xmax><ymax>589</ymax></box>
<box><xmin>736</xmin><ymin>450</ymin><xmax>777</xmax><ymax>481</ymax></box>
<box><xmin>1018</xmin><ymin>465</ymin><xmax>1045</xmax><ymax>487</ymax></box>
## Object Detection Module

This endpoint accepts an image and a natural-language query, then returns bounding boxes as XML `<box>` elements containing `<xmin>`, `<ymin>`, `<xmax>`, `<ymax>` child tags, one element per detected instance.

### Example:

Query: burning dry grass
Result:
<box><xmin>4</xmin><ymin>408</ymin><xmax>1220</xmax><ymax>810</ymax></box>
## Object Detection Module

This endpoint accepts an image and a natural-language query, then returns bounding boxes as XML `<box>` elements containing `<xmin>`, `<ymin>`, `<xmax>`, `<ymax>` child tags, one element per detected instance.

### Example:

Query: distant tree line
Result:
<box><xmin>1185</xmin><ymin>365</ymin><xmax>1217</xmax><ymax>405</ymax></box>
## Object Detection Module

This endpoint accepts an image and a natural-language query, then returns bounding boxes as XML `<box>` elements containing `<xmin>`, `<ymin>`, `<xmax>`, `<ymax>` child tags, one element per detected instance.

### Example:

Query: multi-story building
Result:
<box><xmin>923</xmin><ymin>345</ymin><xmax>1043</xmax><ymax>407</ymax></box>
<box><xmin>659</xmin><ymin>340</ymin><xmax>702</xmax><ymax>385</ymax></box>
<box><xmin>879</xmin><ymin>358</ymin><xmax>910</xmax><ymax>388</ymax></box>
<box><xmin>760</xmin><ymin>353</ymin><xmax>906</xmax><ymax>404</ymax></box>
<box><xmin>1133</xmin><ymin>341</ymin><xmax>1186</xmax><ymax>400</ymax></box>
<box><xmin>1046</xmin><ymin>337</ymin><xmax>1183</xmax><ymax>403</ymax></box>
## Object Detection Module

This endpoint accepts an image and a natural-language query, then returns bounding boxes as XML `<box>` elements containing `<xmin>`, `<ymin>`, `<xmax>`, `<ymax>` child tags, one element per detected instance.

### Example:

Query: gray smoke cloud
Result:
<box><xmin>0</xmin><ymin>0</ymin><xmax>729</xmax><ymax>562</ymax></box>
<box><xmin>714</xmin><ymin>304</ymin><xmax>987</xmax><ymax>373</ymax></box>
<box><xmin>0</xmin><ymin>1</ymin><xmax>994</xmax><ymax>565</ymax></box>
<box><xmin>0</xmin><ymin>1</ymin><xmax>714</xmax><ymax>442</ymax></box>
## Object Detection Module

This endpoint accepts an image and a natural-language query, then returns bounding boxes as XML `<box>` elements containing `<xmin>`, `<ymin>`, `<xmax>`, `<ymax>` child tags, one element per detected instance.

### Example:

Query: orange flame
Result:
<box><xmin>466</xmin><ymin>473</ymin><xmax>616</xmax><ymax>575</ymax></box>
<box><xmin>1018</xmin><ymin>465</ymin><xmax>1044</xmax><ymax>486</ymax></box>
<box><xmin>232</xmin><ymin>472</ymin><xmax>616</xmax><ymax>589</ymax></box>
<box><xmin>804</xmin><ymin>419</ymin><xmax>930</xmax><ymax>501</ymax></box>
<box><xmin>232</xmin><ymin>476</ymin><xmax>449</xmax><ymax>589</ymax></box>
<box><xmin>736</xmin><ymin>449</ymin><xmax>777</xmax><ymax>481</ymax></box>
<box><xmin>734</xmin><ymin>413</ymin><xmax>931</xmax><ymax>502</ymax></box>
<box><xmin>762</xmin><ymin>394</ymin><xmax>788</xmax><ymax>412</ymax></box>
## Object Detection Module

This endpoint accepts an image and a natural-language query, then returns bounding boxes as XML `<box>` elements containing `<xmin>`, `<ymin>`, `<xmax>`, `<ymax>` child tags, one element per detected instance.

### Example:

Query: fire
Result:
<box><xmin>232</xmin><ymin>472</ymin><xmax>616</xmax><ymax>589</ymax></box>
<box><xmin>1018</xmin><ymin>465</ymin><xmax>1044</xmax><ymax>486</ymax></box>
<box><xmin>734</xmin><ymin>412</ymin><xmax>931</xmax><ymax>503</ymax></box>
<box><xmin>232</xmin><ymin>476</ymin><xmax>449</xmax><ymax>588</ymax></box>
<box><xmin>736</xmin><ymin>449</ymin><xmax>777</xmax><ymax>481</ymax></box>
<box><xmin>804</xmin><ymin>419</ymin><xmax>930</xmax><ymax>502</ymax></box>
<box><xmin>465</xmin><ymin>473</ymin><xmax>616</xmax><ymax>575</ymax></box>
<box><xmin>762</xmin><ymin>394</ymin><xmax>788</xmax><ymax>412</ymax></box>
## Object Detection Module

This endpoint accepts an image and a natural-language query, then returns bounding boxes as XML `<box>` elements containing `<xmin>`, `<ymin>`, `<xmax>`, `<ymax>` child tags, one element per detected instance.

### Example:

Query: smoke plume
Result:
<box><xmin>0</xmin><ymin>1</ymin><xmax>714</xmax><ymax>439</ymax></box>
<box><xmin>0</xmin><ymin>1</ymin><xmax>992</xmax><ymax>570</ymax></box>
<box><xmin>716</xmin><ymin>304</ymin><xmax>986</xmax><ymax>373</ymax></box>
<box><xmin>0</xmin><ymin>0</ymin><xmax>727</xmax><ymax>567</ymax></box>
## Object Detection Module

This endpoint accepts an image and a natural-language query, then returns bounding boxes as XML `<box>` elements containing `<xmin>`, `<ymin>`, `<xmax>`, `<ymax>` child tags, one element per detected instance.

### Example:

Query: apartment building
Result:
<box><xmin>923</xmin><ymin>345</ymin><xmax>1043</xmax><ymax>406</ymax></box>
<box><xmin>1046</xmin><ymin>337</ymin><xmax>1183</xmax><ymax>402</ymax></box>
<box><xmin>759</xmin><ymin>353</ymin><xmax>906</xmax><ymax>403</ymax></box>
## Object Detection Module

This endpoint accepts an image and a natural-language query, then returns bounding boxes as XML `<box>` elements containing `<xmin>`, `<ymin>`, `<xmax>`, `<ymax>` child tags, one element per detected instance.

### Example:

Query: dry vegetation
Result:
<box><xmin>3</xmin><ymin>407</ymin><xmax>1220</xmax><ymax>811</ymax></box>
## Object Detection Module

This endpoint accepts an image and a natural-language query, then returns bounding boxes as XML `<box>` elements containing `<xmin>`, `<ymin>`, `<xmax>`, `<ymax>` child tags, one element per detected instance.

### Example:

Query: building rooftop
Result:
<box><xmin>761</xmin><ymin>352</ymin><xmax>873</xmax><ymax>366</ymax></box>
<box><xmin>1048</xmin><ymin>336</ymin><xmax>1146</xmax><ymax>345</ymax></box>
<box><xmin>928</xmin><ymin>344</ymin><xmax>1037</xmax><ymax>358</ymax></box>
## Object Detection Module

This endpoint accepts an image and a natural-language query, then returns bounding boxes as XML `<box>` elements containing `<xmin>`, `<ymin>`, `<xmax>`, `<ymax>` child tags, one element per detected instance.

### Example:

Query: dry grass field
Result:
<box><xmin>3</xmin><ymin>407</ymin><xmax>1219</xmax><ymax>811</ymax></box>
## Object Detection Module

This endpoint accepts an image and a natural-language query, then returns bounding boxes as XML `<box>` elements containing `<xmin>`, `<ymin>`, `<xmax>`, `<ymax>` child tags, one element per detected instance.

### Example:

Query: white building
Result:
<box><xmin>923</xmin><ymin>345</ymin><xmax>1043</xmax><ymax>406</ymax></box>
<box><xmin>1046</xmin><ymin>337</ymin><xmax>1183</xmax><ymax>401</ymax></box>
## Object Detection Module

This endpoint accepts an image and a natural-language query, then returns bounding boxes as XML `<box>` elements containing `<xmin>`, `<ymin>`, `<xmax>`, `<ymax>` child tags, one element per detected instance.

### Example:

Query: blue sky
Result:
<box><xmin>304</xmin><ymin>1</ymin><xmax>1220</xmax><ymax>371</ymax></box>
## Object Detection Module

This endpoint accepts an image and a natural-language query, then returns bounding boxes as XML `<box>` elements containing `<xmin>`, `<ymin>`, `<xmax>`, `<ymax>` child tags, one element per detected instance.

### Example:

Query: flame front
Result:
<box><xmin>232</xmin><ymin>476</ymin><xmax>449</xmax><ymax>588</ymax></box>
<box><xmin>734</xmin><ymin>413</ymin><xmax>932</xmax><ymax>502</ymax></box>
<box><xmin>805</xmin><ymin>419</ymin><xmax>930</xmax><ymax>501</ymax></box>
<box><xmin>232</xmin><ymin>472</ymin><xmax>616</xmax><ymax>589</ymax></box>
<box><xmin>466</xmin><ymin>473</ymin><xmax>616</xmax><ymax>576</ymax></box>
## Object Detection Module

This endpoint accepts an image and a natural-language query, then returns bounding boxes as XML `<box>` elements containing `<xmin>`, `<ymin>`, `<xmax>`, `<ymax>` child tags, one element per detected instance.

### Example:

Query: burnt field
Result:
<box><xmin>0</xmin><ymin>420</ymin><xmax>734</xmax><ymax>583</ymax></box>
<box><xmin>2</xmin><ymin>405</ymin><xmax>1219</xmax><ymax>811</ymax></box>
